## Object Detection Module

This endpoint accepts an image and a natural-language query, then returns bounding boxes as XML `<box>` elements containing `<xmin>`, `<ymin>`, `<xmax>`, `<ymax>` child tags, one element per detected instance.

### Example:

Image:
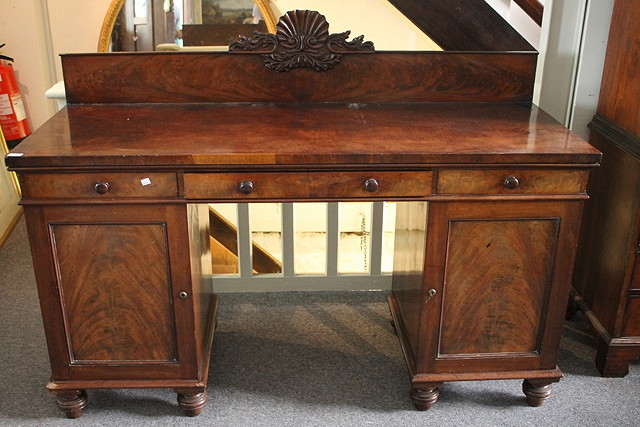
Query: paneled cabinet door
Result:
<box><xmin>24</xmin><ymin>204</ymin><xmax>201</xmax><ymax>382</ymax></box>
<box><xmin>420</xmin><ymin>200</ymin><xmax>584</xmax><ymax>375</ymax></box>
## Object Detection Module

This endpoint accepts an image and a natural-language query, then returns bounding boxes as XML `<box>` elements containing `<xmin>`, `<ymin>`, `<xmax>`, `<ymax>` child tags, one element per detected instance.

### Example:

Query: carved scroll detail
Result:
<box><xmin>229</xmin><ymin>10</ymin><xmax>374</xmax><ymax>72</ymax></box>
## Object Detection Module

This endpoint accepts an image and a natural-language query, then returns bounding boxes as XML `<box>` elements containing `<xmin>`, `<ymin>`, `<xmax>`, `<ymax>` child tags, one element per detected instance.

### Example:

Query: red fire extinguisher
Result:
<box><xmin>0</xmin><ymin>44</ymin><xmax>31</xmax><ymax>149</ymax></box>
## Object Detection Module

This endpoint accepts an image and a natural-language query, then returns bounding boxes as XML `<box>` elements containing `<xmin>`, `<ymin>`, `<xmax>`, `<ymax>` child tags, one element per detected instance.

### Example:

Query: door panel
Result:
<box><xmin>420</xmin><ymin>200</ymin><xmax>583</xmax><ymax>374</ymax></box>
<box><xmin>24</xmin><ymin>204</ymin><xmax>200</xmax><ymax>381</ymax></box>
<box><xmin>440</xmin><ymin>218</ymin><xmax>558</xmax><ymax>356</ymax></box>
<box><xmin>52</xmin><ymin>222</ymin><xmax>177</xmax><ymax>363</ymax></box>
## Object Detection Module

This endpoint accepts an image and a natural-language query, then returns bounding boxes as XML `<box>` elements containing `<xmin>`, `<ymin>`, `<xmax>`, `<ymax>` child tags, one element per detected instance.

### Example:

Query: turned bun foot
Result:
<box><xmin>522</xmin><ymin>379</ymin><xmax>553</xmax><ymax>407</ymax></box>
<box><xmin>54</xmin><ymin>390</ymin><xmax>88</xmax><ymax>419</ymax></box>
<box><xmin>410</xmin><ymin>383</ymin><xmax>441</xmax><ymax>411</ymax></box>
<box><xmin>176</xmin><ymin>390</ymin><xmax>207</xmax><ymax>416</ymax></box>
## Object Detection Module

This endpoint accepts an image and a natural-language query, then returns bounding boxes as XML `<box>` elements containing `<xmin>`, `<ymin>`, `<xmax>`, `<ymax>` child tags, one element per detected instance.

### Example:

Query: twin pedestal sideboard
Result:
<box><xmin>5</xmin><ymin>14</ymin><xmax>601</xmax><ymax>418</ymax></box>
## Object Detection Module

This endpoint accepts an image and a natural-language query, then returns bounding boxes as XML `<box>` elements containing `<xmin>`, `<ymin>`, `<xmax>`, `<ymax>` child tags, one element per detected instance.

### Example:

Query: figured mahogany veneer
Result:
<box><xmin>437</xmin><ymin>169</ymin><xmax>587</xmax><ymax>195</ymax></box>
<box><xmin>6</xmin><ymin>23</ymin><xmax>600</xmax><ymax>417</ymax></box>
<box><xmin>60</xmin><ymin>51</ymin><xmax>536</xmax><ymax>104</ymax></box>
<box><xmin>21</xmin><ymin>172</ymin><xmax>178</xmax><ymax>199</ymax></box>
<box><xmin>9</xmin><ymin>103</ymin><xmax>597</xmax><ymax>169</ymax></box>
<box><xmin>184</xmin><ymin>171</ymin><xmax>433</xmax><ymax>201</ymax></box>
<box><xmin>439</xmin><ymin>218</ymin><xmax>557</xmax><ymax>356</ymax></box>
<box><xmin>52</xmin><ymin>222</ymin><xmax>178</xmax><ymax>363</ymax></box>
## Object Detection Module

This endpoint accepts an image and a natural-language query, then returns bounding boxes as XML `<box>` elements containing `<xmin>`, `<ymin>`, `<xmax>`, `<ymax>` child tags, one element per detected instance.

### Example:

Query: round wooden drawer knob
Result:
<box><xmin>94</xmin><ymin>181</ymin><xmax>110</xmax><ymax>194</ymax></box>
<box><xmin>364</xmin><ymin>178</ymin><xmax>379</xmax><ymax>192</ymax></box>
<box><xmin>239</xmin><ymin>180</ymin><xmax>254</xmax><ymax>194</ymax></box>
<box><xmin>503</xmin><ymin>176</ymin><xmax>519</xmax><ymax>189</ymax></box>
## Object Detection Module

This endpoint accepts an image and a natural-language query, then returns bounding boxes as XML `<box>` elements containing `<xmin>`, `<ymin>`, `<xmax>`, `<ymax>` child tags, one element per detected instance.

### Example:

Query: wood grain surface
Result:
<box><xmin>597</xmin><ymin>0</ymin><xmax>640</xmax><ymax>134</ymax></box>
<box><xmin>184</xmin><ymin>171</ymin><xmax>432</xmax><ymax>200</ymax></box>
<box><xmin>572</xmin><ymin>129</ymin><xmax>640</xmax><ymax>334</ymax></box>
<box><xmin>569</xmin><ymin>0</ymin><xmax>640</xmax><ymax>378</ymax></box>
<box><xmin>52</xmin><ymin>222</ymin><xmax>177</xmax><ymax>362</ymax></box>
<box><xmin>439</xmin><ymin>218</ymin><xmax>557</xmax><ymax>355</ymax></box>
<box><xmin>21</xmin><ymin>172</ymin><xmax>178</xmax><ymax>199</ymax></box>
<box><xmin>436</xmin><ymin>169</ymin><xmax>587</xmax><ymax>195</ymax></box>
<box><xmin>60</xmin><ymin>51</ymin><xmax>536</xmax><ymax>104</ymax></box>
<box><xmin>7</xmin><ymin>103</ymin><xmax>600</xmax><ymax>169</ymax></box>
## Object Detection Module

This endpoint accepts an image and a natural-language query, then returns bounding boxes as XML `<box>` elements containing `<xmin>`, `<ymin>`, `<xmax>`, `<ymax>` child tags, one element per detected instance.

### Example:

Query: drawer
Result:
<box><xmin>436</xmin><ymin>169</ymin><xmax>587</xmax><ymax>195</ymax></box>
<box><xmin>630</xmin><ymin>253</ymin><xmax>640</xmax><ymax>291</ymax></box>
<box><xmin>622</xmin><ymin>297</ymin><xmax>640</xmax><ymax>337</ymax></box>
<box><xmin>184</xmin><ymin>171</ymin><xmax>433</xmax><ymax>200</ymax></box>
<box><xmin>22</xmin><ymin>172</ymin><xmax>178</xmax><ymax>199</ymax></box>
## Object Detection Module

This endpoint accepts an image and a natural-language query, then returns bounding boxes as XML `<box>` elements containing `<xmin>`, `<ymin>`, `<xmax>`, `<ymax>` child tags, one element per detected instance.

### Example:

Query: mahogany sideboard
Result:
<box><xmin>5</xmin><ymin>12</ymin><xmax>600</xmax><ymax>418</ymax></box>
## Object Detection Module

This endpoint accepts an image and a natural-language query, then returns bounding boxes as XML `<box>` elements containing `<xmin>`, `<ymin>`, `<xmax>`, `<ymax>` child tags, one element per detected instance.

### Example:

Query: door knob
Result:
<box><xmin>238</xmin><ymin>180</ymin><xmax>254</xmax><ymax>194</ymax></box>
<box><xmin>364</xmin><ymin>178</ymin><xmax>379</xmax><ymax>192</ymax></box>
<box><xmin>94</xmin><ymin>181</ymin><xmax>110</xmax><ymax>194</ymax></box>
<box><xmin>503</xmin><ymin>176</ymin><xmax>519</xmax><ymax>189</ymax></box>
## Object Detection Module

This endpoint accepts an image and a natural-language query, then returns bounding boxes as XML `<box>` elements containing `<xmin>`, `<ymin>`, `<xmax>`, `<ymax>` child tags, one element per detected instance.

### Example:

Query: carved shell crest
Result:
<box><xmin>276</xmin><ymin>9</ymin><xmax>330</xmax><ymax>50</ymax></box>
<box><xmin>229</xmin><ymin>10</ymin><xmax>374</xmax><ymax>72</ymax></box>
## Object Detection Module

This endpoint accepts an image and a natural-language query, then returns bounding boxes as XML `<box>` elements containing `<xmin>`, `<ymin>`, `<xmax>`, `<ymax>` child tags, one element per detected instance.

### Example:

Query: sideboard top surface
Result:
<box><xmin>7</xmin><ymin>102</ymin><xmax>600</xmax><ymax>169</ymax></box>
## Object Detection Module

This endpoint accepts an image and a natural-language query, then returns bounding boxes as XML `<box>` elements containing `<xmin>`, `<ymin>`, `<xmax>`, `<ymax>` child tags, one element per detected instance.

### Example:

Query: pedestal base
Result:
<box><xmin>595</xmin><ymin>341</ymin><xmax>640</xmax><ymax>377</ymax></box>
<box><xmin>571</xmin><ymin>288</ymin><xmax>640</xmax><ymax>377</ymax></box>
<box><xmin>388</xmin><ymin>292</ymin><xmax>562</xmax><ymax>410</ymax></box>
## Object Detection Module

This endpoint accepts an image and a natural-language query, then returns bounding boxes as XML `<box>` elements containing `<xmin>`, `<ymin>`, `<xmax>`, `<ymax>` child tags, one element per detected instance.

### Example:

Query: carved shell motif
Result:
<box><xmin>229</xmin><ymin>10</ymin><xmax>374</xmax><ymax>72</ymax></box>
<box><xmin>276</xmin><ymin>9</ymin><xmax>330</xmax><ymax>51</ymax></box>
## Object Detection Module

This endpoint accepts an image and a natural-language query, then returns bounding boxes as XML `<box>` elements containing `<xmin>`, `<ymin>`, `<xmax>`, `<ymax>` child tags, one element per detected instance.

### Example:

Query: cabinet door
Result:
<box><xmin>419</xmin><ymin>200</ymin><xmax>584</xmax><ymax>374</ymax></box>
<box><xmin>24</xmin><ymin>204</ymin><xmax>200</xmax><ymax>381</ymax></box>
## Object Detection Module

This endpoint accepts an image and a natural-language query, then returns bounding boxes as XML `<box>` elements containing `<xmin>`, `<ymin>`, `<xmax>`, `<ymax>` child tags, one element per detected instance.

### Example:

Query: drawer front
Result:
<box><xmin>622</xmin><ymin>297</ymin><xmax>640</xmax><ymax>337</ymax></box>
<box><xmin>184</xmin><ymin>171</ymin><xmax>433</xmax><ymax>200</ymax></box>
<box><xmin>436</xmin><ymin>169</ymin><xmax>587</xmax><ymax>195</ymax></box>
<box><xmin>22</xmin><ymin>173</ymin><xmax>178</xmax><ymax>199</ymax></box>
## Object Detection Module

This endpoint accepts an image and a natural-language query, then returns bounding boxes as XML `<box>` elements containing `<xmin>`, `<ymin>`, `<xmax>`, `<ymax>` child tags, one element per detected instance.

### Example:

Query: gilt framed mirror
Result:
<box><xmin>98</xmin><ymin>0</ymin><xmax>277</xmax><ymax>52</ymax></box>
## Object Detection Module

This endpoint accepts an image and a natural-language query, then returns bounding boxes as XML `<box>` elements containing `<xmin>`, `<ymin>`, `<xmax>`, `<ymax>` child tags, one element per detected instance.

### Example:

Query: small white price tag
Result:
<box><xmin>6</xmin><ymin>152</ymin><xmax>24</xmax><ymax>157</ymax></box>
<box><xmin>140</xmin><ymin>178</ymin><xmax>152</xmax><ymax>186</ymax></box>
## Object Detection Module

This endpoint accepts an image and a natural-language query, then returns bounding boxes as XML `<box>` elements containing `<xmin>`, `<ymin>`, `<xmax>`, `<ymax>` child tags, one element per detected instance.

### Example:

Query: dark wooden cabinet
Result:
<box><xmin>571</xmin><ymin>118</ymin><xmax>640</xmax><ymax>376</ymax></box>
<box><xmin>23</xmin><ymin>203</ymin><xmax>216</xmax><ymax>416</ymax></box>
<box><xmin>571</xmin><ymin>0</ymin><xmax>640</xmax><ymax>377</ymax></box>
<box><xmin>390</xmin><ymin>197</ymin><xmax>585</xmax><ymax>408</ymax></box>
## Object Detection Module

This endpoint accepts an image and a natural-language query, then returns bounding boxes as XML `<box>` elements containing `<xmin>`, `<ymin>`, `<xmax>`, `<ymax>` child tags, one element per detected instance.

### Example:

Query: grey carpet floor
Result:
<box><xmin>0</xmin><ymin>218</ymin><xmax>638</xmax><ymax>426</ymax></box>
